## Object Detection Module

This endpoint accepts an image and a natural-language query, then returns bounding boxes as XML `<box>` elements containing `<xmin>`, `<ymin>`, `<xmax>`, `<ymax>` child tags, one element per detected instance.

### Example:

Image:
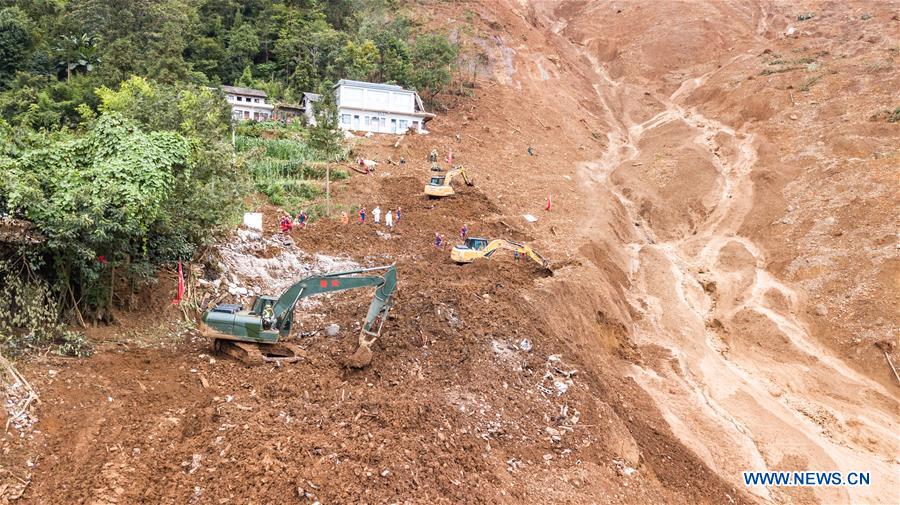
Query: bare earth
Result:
<box><xmin>2</xmin><ymin>1</ymin><xmax>898</xmax><ymax>504</ymax></box>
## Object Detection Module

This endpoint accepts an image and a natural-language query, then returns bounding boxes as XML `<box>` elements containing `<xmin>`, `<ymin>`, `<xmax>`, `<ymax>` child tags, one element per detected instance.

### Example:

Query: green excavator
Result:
<box><xmin>200</xmin><ymin>265</ymin><xmax>397</xmax><ymax>368</ymax></box>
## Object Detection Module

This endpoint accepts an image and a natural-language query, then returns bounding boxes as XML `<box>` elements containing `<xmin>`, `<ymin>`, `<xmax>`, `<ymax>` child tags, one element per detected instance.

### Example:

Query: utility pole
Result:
<box><xmin>326</xmin><ymin>164</ymin><xmax>331</xmax><ymax>217</ymax></box>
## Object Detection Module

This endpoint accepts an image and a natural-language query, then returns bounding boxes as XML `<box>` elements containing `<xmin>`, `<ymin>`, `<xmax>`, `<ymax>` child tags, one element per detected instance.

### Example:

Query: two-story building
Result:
<box><xmin>328</xmin><ymin>80</ymin><xmax>434</xmax><ymax>134</ymax></box>
<box><xmin>222</xmin><ymin>85</ymin><xmax>274</xmax><ymax>122</ymax></box>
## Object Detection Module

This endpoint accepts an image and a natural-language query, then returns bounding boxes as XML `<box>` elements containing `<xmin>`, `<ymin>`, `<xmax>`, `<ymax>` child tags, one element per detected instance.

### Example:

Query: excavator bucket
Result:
<box><xmin>347</xmin><ymin>341</ymin><xmax>374</xmax><ymax>369</ymax></box>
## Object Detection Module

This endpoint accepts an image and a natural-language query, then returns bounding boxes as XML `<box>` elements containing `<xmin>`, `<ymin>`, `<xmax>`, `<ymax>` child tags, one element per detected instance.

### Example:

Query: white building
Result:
<box><xmin>222</xmin><ymin>85</ymin><xmax>274</xmax><ymax>122</ymax></box>
<box><xmin>330</xmin><ymin>79</ymin><xmax>435</xmax><ymax>134</ymax></box>
<box><xmin>301</xmin><ymin>92</ymin><xmax>321</xmax><ymax>125</ymax></box>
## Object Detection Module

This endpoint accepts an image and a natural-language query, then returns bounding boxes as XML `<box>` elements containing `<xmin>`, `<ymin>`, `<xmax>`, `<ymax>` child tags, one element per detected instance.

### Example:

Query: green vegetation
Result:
<box><xmin>236</xmin><ymin>127</ymin><xmax>348</xmax><ymax>214</ymax></box>
<box><xmin>889</xmin><ymin>107</ymin><xmax>900</xmax><ymax>123</ymax></box>
<box><xmin>0</xmin><ymin>1</ymin><xmax>457</xmax><ymax>353</ymax></box>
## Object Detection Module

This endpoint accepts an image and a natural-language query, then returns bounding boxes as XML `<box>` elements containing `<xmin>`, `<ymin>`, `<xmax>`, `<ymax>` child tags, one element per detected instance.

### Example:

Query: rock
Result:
<box><xmin>519</xmin><ymin>338</ymin><xmax>533</xmax><ymax>352</ymax></box>
<box><xmin>545</xmin><ymin>427</ymin><xmax>562</xmax><ymax>438</ymax></box>
<box><xmin>814</xmin><ymin>303</ymin><xmax>828</xmax><ymax>316</ymax></box>
<box><xmin>554</xmin><ymin>381</ymin><xmax>569</xmax><ymax>395</ymax></box>
<box><xmin>325</xmin><ymin>324</ymin><xmax>340</xmax><ymax>337</ymax></box>
<box><xmin>789</xmin><ymin>114</ymin><xmax>799</xmax><ymax>120</ymax></box>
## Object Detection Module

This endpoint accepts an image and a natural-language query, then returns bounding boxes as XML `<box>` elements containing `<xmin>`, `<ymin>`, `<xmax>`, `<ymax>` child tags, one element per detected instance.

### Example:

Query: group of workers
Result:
<box><xmin>340</xmin><ymin>205</ymin><xmax>402</xmax><ymax>228</ymax></box>
<box><xmin>434</xmin><ymin>223</ymin><xmax>469</xmax><ymax>249</ymax></box>
<box><xmin>280</xmin><ymin>210</ymin><xmax>308</xmax><ymax>233</ymax></box>
<box><xmin>280</xmin><ymin>206</ymin><xmax>404</xmax><ymax>233</ymax></box>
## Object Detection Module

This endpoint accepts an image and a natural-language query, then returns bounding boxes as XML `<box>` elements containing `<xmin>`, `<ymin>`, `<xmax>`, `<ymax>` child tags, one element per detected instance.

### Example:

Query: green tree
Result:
<box><xmin>307</xmin><ymin>90</ymin><xmax>343</xmax><ymax>161</ymax></box>
<box><xmin>223</xmin><ymin>19</ymin><xmax>259</xmax><ymax>82</ymax></box>
<box><xmin>411</xmin><ymin>34</ymin><xmax>457</xmax><ymax>100</ymax></box>
<box><xmin>53</xmin><ymin>34</ymin><xmax>100</xmax><ymax>82</ymax></box>
<box><xmin>336</xmin><ymin>39</ymin><xmax>379</xmax><ymax>81</ymax></box>
<box><xmin>0</xmin><ymin>7</ymin><xmax>35</xmax><ymax>89</ymax></box>
<box><xmin>375</xmin><ymin>33</ymin><xmax>412</xmax><ymax>86</ymax></box>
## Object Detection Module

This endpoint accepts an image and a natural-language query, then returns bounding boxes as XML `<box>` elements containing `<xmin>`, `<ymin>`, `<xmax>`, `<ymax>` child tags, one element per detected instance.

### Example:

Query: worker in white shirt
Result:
<box><xmin>372</xmin><ymin>206</ymin><xmax>381</xmax><ymax>224</ymax></box>
<box><xmin>385</xmin><ymin>209</ymin><xmax>394</xmax><ymax>228</ymax></box>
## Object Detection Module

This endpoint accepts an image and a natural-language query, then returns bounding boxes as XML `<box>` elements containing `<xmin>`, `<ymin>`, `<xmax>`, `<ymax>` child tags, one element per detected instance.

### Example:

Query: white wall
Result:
<box><xmin>226</xmin><ymin>93</ymin><xmax>274</xmax><ymax>121</ymax></box>
<box><xmin>336</xmin><ymin>84</ymin><xmax>415</xmax><ymax>114</ymax></box>
<box><xmin>337</xmin><ymin>107</ymin><xmax>425</xmax><ymax>134</ymax></box>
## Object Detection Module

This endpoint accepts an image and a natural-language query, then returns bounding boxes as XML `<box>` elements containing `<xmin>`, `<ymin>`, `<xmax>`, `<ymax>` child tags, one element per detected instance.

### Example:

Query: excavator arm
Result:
<box><xmin>483</xmin><ymin>240</ymin><xmax>549</xmax><ymax>268</ymax></box>
<box><xmin>446</xmin><ymin>168</ymin><xmax>474</xmax><ymax>187</ymax></box>
<box><xmin>273</xmin><ymin>265</ymin><xmax>397</xmax><ymax>338</ymax></box>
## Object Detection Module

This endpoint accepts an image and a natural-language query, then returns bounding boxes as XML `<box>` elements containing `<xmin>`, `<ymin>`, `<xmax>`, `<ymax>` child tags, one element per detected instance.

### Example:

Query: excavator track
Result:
<box><xmin>214</xmin><ymin>339</ymin><xmax>305</xmax><ymax>366</ymax></box>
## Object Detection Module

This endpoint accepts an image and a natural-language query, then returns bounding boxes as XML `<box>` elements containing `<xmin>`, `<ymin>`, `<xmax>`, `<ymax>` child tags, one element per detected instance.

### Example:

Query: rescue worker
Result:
<box><xmin>429</xmin><ymin>148</ymin><xmax>438</xmax><ymax>162</ymax></box>
<box><xmin>358</xmin><ymin>206</ymin><xmax>366</xmax><ymax>223</ymax></box>
<box><xmin>372</xmin><ymin>206</ymin><xmax>381</xmax><ymax>224</ymax></box>
<box><xmin>385</xmin><ymin>209</ymin><xmax>394</xmax><ymax>228</ymax></box>
<box><xmin>434</xmin><ymin>233</ymin><xmax>443</xmax><ymax>249</ymax></box>
<box><xmin>396</xmin><ymin>206</ymin><xmax>402</xmax><ymax>224</ymax></box>
<box><xmin>262</xmin><ymin>303</ymin><xmax>275</xmax><ymax>329</ymax></box>
<box><xmin>280</xmin><ymin>214</ymin><xmax>293</xmax><ymax>233</ymax></box>
<box><xmin>297</xmin><ymin>210</ymin><xmax>307</xmax><ymax>229</ymax></box>
<box><xmin>460</xmin><ymin>223</ymin><xmax>469</xmax><ymax>239</ymax></box>
<box><xmin>341</xmin><ymin>211</ymin><xmax>349</xmax><ymax>225</ymax></box>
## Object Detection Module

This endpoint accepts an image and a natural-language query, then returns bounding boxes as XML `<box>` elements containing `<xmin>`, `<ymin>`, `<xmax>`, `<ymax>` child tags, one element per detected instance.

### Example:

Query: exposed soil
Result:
<box><xmin>3</xmin><ymin>1</ymin><xmax>898</xmax><ymax>504</ymax></box>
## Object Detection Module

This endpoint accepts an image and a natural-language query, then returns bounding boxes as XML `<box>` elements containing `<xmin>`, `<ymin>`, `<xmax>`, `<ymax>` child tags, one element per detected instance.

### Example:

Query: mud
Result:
<box><xmin>3</xmin><ymin>1</ymin><xmax>899</xmax><ymax>504</ymax></box>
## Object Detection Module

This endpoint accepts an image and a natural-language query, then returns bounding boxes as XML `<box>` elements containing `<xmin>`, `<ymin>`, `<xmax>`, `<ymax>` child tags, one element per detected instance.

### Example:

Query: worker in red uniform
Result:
<box><xmin>434</xmin><ymin>233</ymin><xmax>443</xmax><ymax>249</ymax></box>
<box><xmin>358</xmin><ymin>206</ymin><xmax>366</xmax><ymax>223</ymax></box>
<box><xmin>460</xmin><ymin>223</ymin><xmax>469</xmax><ymax>240</ymax></box>
<box><xmin>280</xmin><ymin>214</ymin><xmax>293</xmax><ymax>233</ymax></box>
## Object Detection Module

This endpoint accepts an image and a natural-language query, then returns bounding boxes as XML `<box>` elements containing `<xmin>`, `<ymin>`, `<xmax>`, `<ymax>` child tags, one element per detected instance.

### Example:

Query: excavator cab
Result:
<box><xmin>424</xmin><ymin>167</ymin><xmax>473</xmax><ymax>198</ymax></box>
<box><xmin>464</xmin><ymin>237</ymin><xmax>489</xmax><ymax>250</ymax></box>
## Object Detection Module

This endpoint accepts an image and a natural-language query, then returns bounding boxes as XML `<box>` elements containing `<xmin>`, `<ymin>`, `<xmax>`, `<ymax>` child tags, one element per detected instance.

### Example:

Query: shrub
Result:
<box><xmin>0</xmin><ymin>261</ymin><xmax>92</xmax><ymax>357</ymax></box>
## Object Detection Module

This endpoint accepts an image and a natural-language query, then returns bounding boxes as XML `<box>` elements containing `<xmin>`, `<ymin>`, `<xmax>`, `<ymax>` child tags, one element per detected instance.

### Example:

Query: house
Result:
<box><xmin>273</xmin><ymin>103</ymin><xmax>304</xmax><ymax>123</ymax></box>
<box><xmin>301</xmin><ymin>92</ymin><xmax>321</xmax><ymax>125</ymax></box>
<box><xmin>222</xmin><ymin>85</ymin><xmax>274</xmax><ymax>122</ymax></box>
<box><xmin>324</xmin><ymin>80</ymin><xmax>435</xmax><ymax>134</ymax></box>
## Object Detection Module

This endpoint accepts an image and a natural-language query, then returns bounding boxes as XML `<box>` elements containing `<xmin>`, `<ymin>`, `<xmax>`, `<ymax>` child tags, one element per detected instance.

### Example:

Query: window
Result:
<box><xmin>341</xmin><ymin>114</ymin><xmax>351</xmax><ymax>125</ymax></box>
<box><xmin>390</xmin><ymin>118</ymin><xmax>397</xmax><ymax>133</ymax></box>
<box><xmin>353</xmin><ymin>115</ymin><xmax>360</xmax><ymax>128</ymax></box>
<box><xmin>399</xmin><ymin>120</ymin><xmax>408</xmax><ymax>131</ymax></box>
<box><xmin>413</xmin><ymin>121</ymin><xmax>419</xmax><ymax>131</ymax></box>
<box><xmin>254</xmin><ymin>98</ymin><xmax>259</xmax><ymax>103</ymax></box>
<box><xmin>364</xmin><ymin>116</ymin><xmax>370</xmax><ymax>126</ymax></box>
<box><xmin>236</xmin><ymin>96</ymin><xmax>242</xmax><ymax>102</ymax></box>
<box><xmin>380</xmin><ymin>117</ymin><xmax>386</xmax><ymax>127</ymax></box>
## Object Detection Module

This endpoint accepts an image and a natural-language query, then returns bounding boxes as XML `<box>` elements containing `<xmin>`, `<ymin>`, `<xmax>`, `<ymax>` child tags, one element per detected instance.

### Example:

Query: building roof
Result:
<box><xmin>221</xmin><ymin>85</ymin><xmax>267</xmax><ymax>98</ymax></box>
<box><xmin>302</xmin><ymin>92</ymin><xmax>322</xmax><ymax>102</ymax></box>
<box><xmin>334</xmin><ymin>79</ymin><xmax>409</xmax><ymax>93</ymax></box>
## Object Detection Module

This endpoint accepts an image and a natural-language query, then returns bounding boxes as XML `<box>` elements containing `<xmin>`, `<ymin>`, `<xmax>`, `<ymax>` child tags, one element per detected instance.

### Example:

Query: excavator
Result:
<box><xmin>424</xmin><ymin>167</ymin><xmax>474</xmax><ymax>197</ymax></box>
<box><xmin>200</xmin><ymin>265</ymin><xmax>397</xmax><ymax>368</ymax></box>
<box><xmin>450</xmin><ymin>238</ymin><xmax>549</xmax><ymax>269</ymax></box>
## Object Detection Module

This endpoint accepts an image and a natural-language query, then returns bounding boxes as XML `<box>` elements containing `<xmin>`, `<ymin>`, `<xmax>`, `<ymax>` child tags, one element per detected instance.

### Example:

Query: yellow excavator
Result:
<box><xmin>450</xmin><ymin>237</ymin><xmax>549</xmax><ymax>268</ymax></box>
<box><xmin>424</xmin><ymin>167</ymin><xmax>474</xmax><ymax>197</ymax></box>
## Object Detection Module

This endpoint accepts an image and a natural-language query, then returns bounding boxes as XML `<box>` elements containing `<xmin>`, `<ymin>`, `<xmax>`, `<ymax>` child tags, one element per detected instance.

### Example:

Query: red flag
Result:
<box><xmin>172</xmin><ymin>260</ymin><xmax>185</xmax><ymax>305</ymax></box>
<box><xmin>545</xmin><ymin>194</ymin><xmax>552</xmax><ymax>212</ymax></box>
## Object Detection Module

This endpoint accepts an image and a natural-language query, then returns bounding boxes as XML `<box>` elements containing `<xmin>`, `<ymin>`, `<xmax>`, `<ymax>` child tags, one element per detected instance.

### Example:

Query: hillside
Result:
<box><xmin>2</xmin><ymin>1</ymin><xmax>898</xmax><ymax>504</ymax></box>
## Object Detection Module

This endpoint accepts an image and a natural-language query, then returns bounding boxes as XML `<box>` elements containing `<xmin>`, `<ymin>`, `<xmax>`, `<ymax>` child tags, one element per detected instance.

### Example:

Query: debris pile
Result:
<box><xmin>200</xmin><ymin>228</ymin><xmax>361</xmax><ymax>308</ymax></box>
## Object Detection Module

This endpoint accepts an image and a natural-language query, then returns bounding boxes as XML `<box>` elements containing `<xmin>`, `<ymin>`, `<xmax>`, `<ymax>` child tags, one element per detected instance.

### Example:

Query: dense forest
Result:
<box><xmin>0</xmin><ymin>0</ymin><xmax>458</xmax><ymax>356</ymax></box>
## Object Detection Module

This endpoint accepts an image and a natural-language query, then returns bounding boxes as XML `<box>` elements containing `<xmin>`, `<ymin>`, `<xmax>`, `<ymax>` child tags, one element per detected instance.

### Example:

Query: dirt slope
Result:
<box><xmin>3</xmin><ymin>1</ymin><xmax>899</xmax><ymax>504</ymax></box>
